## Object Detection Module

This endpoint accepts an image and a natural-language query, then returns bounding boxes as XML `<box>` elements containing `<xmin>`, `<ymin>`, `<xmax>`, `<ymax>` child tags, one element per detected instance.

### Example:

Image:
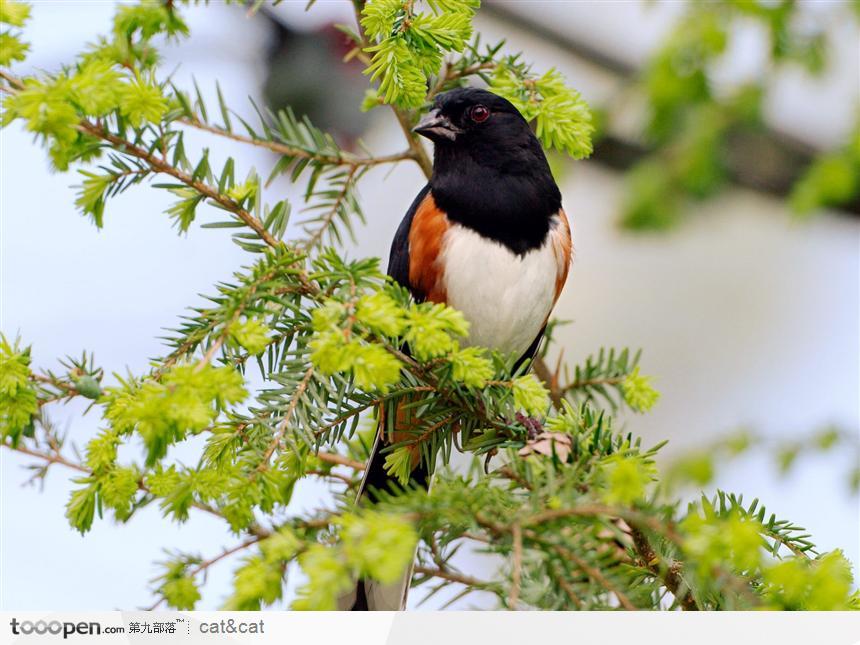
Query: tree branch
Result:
<box><xmin>299</xmin><ymin>164</ymin><xmax>361</xmax><ymax>251</ymax></box>
<box><xmin>481</xmin><ymin>3</ymin><xmax>860</xmax><ymax>217</ymax></box>
<box><xmin>628</xmin><ymin>524</ymin><xmax>699</xmax><ymax>611</ymax></box>
<box><xmin>349</xmin><ymin>0</ymin><xmax>433</xmax><ymax>180</ymax></box>
<box><xmin>257</xmin><ymin>366</ymin><xmax>316</xmax><ymax>471</ymax></box>
<box><xmin>147</xmin><ymin>534</ymin><xmax>265</xmax><ymax>610</ymax></box>
<box><xmin>178</xmin><ymin>115</ymin><xmax>415</xmax><ymax>169</ymax></box>
<box><xmin>532</xmin><ymin>533</ymin><xmax>638</xmax><ymax>610</ymax></box>
<box><xmin>317</xmin><ymin>451</ymin><xmax>365</xmax><ymax>471</ymax></box>
<box><xmin>1</xmin><ymin>441</ymin><xmax>271</xmax><ymax>539</ymax></box>
<box><xmin>509</xmin><ymin>523</ymin><xmax>523</xmax><ymax>609</ymax></box>
<box><xmin>413</xmin><ymin>565</ymin><xmax>491</xmax><ymax>589</ymax></box>
<box><xmin>77</xmin><ymin>120</ymin><xmax>281</xmax><ymax>248</ymax></box>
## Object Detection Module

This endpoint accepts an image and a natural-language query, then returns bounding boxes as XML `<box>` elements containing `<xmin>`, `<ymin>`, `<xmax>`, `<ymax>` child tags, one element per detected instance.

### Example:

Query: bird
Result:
<box><xmin>340</xmin><ymin>87</ymin><xmax>572</xmax><ymax>610</ymax></box>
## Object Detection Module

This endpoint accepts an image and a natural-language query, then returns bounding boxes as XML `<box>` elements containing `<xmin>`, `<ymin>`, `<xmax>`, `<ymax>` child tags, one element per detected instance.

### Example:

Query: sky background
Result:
<box><xmin>1</xmin><ymin>1</ymin><xmax>858</xmax><ymax>610</ymax></box>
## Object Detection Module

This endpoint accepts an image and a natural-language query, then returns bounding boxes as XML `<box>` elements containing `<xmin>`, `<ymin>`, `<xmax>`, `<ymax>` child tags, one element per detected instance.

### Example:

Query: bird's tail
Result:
<box><xmin>337</xmin><ymin>403</ymin><xmax>429</xmax><ymax>611</ymax></box>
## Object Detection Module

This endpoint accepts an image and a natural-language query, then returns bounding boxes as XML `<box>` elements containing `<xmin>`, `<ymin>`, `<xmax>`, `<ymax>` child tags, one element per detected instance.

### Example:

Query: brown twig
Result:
<box><xmin>522</xmin><ymin>505</ymin><xmax>683</xmax><ymax>545</ymax></box>
<box><xmin>191</xmin><ymin>263</ymin><xmax>280</xmax><ymax>373</ymax></box>
<box><xmin>317</xmin><ymin>451</ymin><xmax>365</xmax><ymax>471</ymax></box>
<box><xmin>2</xmin><ymin>442</ymin><xmax>271</xmax><ymax>538</ymax></box>
<box><xmin>257</xmin><ymin>366</ymin><xmax>315</xmax><ymax>471</ymax></box>
<box><xmin>532</xmin><ymin>534</ymin><xmax>638</xmax><ymax>610</ymax></box>
<box><xmin>474</xmin><ymin>509</ymin><xmax>638</xmax><ymax>610</ymax></box>
<box><xmin>300</xmin><ymin>164</ymin><xmax>361</xmax><ymax>251</ymax></box>
<box><xmin>350</xmin><ymin>0</ymin><xmax>433</xmax><ymax>180</ymax></box>
<box><xmin>531</xmin><ymin>355</ymin><xmax>564</xmax><ymax>409</ymax></box>
<box><xmin>392</xmin><ymin>106</ymin><xmax>433</xmax><ymax>179</ymax></box>
<box><xmin>310</xmin><ymin>386</ymin><xmax>434</xmax><ymax>438</ymax></box>
<box><xmin>308</xmin><ymin>469</ymin><xmax>355</xmax><ymax>485</ymax></box>
<box><xmin>76</xmin><ymin>120</ymin><xmax>286</xmax><ymax>249</ymax></box>
<box><xmin>509</xmin><ymin>523</ymin><xmax>523</xmax><ymax>609</ymax></box>
<box><xmin>178</xmin><ymin>115</ymin><xmax>414</xmax><ymax>168</ymax></box>
<box><xmin>0</xmin><ymin>68</ymin><xmax>24</xmax><ymax>89</ymax></box>
<box><xmin>6</xmin><ymin>443</ymin><xmax>89</xmax><ymax>474</ymax></box>
<box><xmin>428</xmin><ymin>60</ymin><xmax>496</xmax><ymax>98</ymax></box>
<box><xmin>562</xmin><ymin>375</ymin><xmax>624</xmax><ymax>395</ymax></box>
<box><xmin>413</xmin><ymin>565</ymin><xmax>491</xmax><ymax>589</ymax></box>
<box><xmin>147</xmin><ymin>534</ymin><xmax>265</xmax><ymax>610</ymax></box>
<box><xmin>550</xmin><ymin>563</ymin><xmax>584</xmax><ymax>609</ymax></box>
<box><xmin>628</xmin><ymin>524</ymin><xmax>698</xmax><ymax>611</ymax></box>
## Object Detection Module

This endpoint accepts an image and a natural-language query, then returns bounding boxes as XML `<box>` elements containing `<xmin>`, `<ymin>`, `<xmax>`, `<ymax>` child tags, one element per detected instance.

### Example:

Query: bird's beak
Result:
<box><xmin>413</xmin><ymin>109</ymin><xmax>462</xmax><ymax>142</ymax></box>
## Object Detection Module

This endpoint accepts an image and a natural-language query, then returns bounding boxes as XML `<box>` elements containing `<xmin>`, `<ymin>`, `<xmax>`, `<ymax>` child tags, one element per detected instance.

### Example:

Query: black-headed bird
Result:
<box><xmin>341</xmin><ymin>87</ymin><xmax>572</xmax><ymax>610</ymax></box>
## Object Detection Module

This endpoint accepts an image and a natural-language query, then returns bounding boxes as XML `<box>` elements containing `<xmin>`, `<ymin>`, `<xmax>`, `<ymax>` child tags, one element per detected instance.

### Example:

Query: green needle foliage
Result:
<box><xmin>613</xmin><ymin>1</ymin><xmax>860</xmax><ymax>229</ymax></box>
<box><xmin>1</xmin><ymin>0</ymin><xmax>857</xmax><ymax>611</ymax></box>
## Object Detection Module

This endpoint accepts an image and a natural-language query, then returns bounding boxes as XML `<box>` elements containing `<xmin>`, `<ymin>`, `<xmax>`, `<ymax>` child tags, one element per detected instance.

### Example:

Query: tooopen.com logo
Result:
<box><xmin>10</xmin><ymin>617</ymin><xmax>125</xmax><ymax>639</ymax></box>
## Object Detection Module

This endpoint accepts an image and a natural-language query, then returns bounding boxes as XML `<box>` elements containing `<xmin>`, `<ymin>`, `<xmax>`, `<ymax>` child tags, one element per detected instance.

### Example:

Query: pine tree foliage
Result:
<box><xmin>613</xmin><ymin>1</ymin><xmax>860</xmax><ymax>229</ymax></box>
<box><xmin>0</xmin><ymin>0</ymin><xmax>857</xmax><ymax>611</ymax></box>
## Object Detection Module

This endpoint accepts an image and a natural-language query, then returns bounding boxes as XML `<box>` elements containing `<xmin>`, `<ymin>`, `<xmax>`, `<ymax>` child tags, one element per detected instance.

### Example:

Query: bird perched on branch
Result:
<box><xmin>341</xmin><ymin>87</ymin><xmax>572</xmax><ymax>610</ymax></box>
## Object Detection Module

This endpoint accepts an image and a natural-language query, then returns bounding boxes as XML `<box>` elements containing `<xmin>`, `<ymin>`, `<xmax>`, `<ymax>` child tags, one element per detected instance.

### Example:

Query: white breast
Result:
<box><xmin>440</xmin><ymin>223</ymin><xmax>559</xmax><ymax>358</ymax></box>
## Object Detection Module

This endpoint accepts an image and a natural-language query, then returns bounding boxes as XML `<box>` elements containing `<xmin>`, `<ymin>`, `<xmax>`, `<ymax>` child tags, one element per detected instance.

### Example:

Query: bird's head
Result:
<box><xmin>411</xmin><ymin>88</ymin><xmax>561</xmax><ymax>250</ymax></box>
<box><xmin>413</xmin><ymin>87</ymin><xmax>530</xmax><ymax>147</ymax></box>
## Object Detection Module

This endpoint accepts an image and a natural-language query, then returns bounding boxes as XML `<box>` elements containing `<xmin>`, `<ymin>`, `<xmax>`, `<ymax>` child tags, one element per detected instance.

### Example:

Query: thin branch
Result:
<box><xmin>308</xmin><ymin>469</ymin><xmax>355</xmax><ymax>485</ymax></box>
<box><xmin>147</xmin><ymin>534</ymin><xmax>265</xmax><ymax>610</ymax></box>
<box><xmin>299</xmin><ymin>164</ymin><xmax>360</xmax><ymax>251</ymax></box>
<box><xmin>531</xmin><ymin>354</ymin><xmax>563</xmax><ymax>409</ymax></box>
<box><xmin>628</xmin><ymin>524</ymin><xmax>698</xmax><ymax>611</ymax></box>
<box><xmin>178</xmin><ymin>115</ymin><xmax>415</xmax><ymax>168</ymax></box>
<box><xmin>509</xmin><ymin>523</ymin><xmax>523</xmax><ymax>609</ymax></box>
<box><xmin>5</xmin><ymin>443</ymin><xmax>89</xmax><ymax>474</ymax></box>
<box><xmin>411</xmin><ymin>414</ymin><xmax>455</xmax><ymax>448</ymax></box>
<box><xmin>550</xmin><ymin>562</ymin><xmax>584</xmax><ymax>609</ymax></box>
<box><xmin>391</xmin><ymin>106</ymin><xmax>433</xmax><ymax>179</ymax></box>
<box><xmin>317</xmin><ymin>451</ymin><xmax>365</xmax><ymax>471</ymax></box>
<box><xmin>413</xmin><ymin>565</ymin><xmax>491</xmax><ymax>589</ymax></box>
<box><xmin>195</xmin><ymin>334</ymin><xmax>227</xmax><ymax>371</ymax></box>
<box><xmin>533</xmin><ymin>534</ymin><xmax>638</xmax><ymax>611</ymax></box>
<box><xmin>474</xmin><ymin>509</ymin><xmax>638</xmax><ymax>610</ymax></box>
<box><xmin>1</xmin><ymin>441</ymin><xmax>271</xmax><ymax>539</ymax></box>
<box><xmin>257</xmin><ymin>366</ymin><xmax>315</xmax><ymax>471</ymax></box>
<box><xmin>191</xmin><ymin>265</ymin><xmax>281</xmax><ymax>373</ymax></box>
<box><xmin>76</xmin><ymin>120</ymin><xmax>281</xmax><ymax>248</ymax></box>
<box><xmin>522</xmin><ymin>505</ymin><xmax>683</xmax><ymax>545</ymax></box>
<box><xmin>428</xmin><ymin>60</ymin><xmax>495</xmax><ymax>98</ymax></box>
<box><xmin>562</xmin><ymin>375</ymin><xmax>624</xmax><ymax>394</ymax></box>
<box><xmin>758</xmin><ymin>525</ymin><xmax>813</xmax><ymax>560</ymax></box>
<box><xmin>349</xmin><ymin>0</ymin><xmax>433</xmax><ymax>180</ymax></box>
<box><xmin>0</xmin><ymin>68</ymin><xmax>24</xmax><ymax>89</ymax></box>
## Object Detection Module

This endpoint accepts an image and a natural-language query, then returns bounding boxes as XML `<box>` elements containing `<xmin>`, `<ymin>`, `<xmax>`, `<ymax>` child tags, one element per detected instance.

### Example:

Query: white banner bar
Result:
<box><xmin>1</xmin><ymin>611</ymin><xmax>858</xmax><ymax>645</ymax></box>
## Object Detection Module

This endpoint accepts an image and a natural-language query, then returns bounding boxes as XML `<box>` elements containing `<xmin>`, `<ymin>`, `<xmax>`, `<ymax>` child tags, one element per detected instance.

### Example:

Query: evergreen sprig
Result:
<box><xmin>618</xmin><ymin>1</ymin><xmax>858</xmax><ymax>229</ymax></box>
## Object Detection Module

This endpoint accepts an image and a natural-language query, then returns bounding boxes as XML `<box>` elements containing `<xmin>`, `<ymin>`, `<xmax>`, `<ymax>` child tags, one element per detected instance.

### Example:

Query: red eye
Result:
<box><xmin>470</xmin><ymin>105</ymin><xmax>490</xmax><ymax>123</ymax></box>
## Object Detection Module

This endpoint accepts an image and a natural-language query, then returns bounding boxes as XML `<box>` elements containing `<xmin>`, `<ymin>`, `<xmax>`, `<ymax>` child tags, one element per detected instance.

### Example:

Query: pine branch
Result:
<box><xmin>532</xmin><ymin>533</ymin><xmax>639</xmax><ymax>610</ymax></box>
<box><xmin>0</xmin><ymin>440</ymin><xmax>269</xmax><ymax>534</ymax></box>
<box><xmin>299</xmin><ymin>164</ymin><xmax>363</xmax><ymax>251</ymax></box>
<box><xmin>179</xmin><ymin>114</ymin><xmax>415</xmax><ymax>169</ymax></box>
<box><xmin>146</xmin><ymin>534</ymin><xmax>265</xmax><ymax>611</ymax></box>
<box><xmin>257</xmin><ymin>366</ymin><xmax>315</xmax><ymax>471</ymax></box>
<box><xmin>317</xmin><ymin>451</ymin><xmax>365</xmax><ymax>470</ymax></box>
<box><xmin>629</xmin><ymin>525</ymin><xmax>699</xmax><ymax>611</ymax></box>
<box><xmin>413</xmin><ymin>565</ymin><xmax>492</xmax><ymax>589</ymax></box>
<box><xmin>76</xmin><ymin>120</ymin><xmax>280</xmax><ymax>247</ymax></box>
<box><xmin>350</xmin><ymin>1</ymin><xmax>434</xmax><ymax>179</ymax></box>
<box><xmin>509</xmin><ymin>522</ymin><xmax>523</xmax><ymax>608</ymax></box>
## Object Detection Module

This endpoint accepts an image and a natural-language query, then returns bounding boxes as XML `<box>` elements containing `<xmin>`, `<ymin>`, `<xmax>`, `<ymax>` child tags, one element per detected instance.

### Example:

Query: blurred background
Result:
<box><xmin>1</xmin><ymin>1</ymin><xmax>858</xmax><ymax>610</ymax></box>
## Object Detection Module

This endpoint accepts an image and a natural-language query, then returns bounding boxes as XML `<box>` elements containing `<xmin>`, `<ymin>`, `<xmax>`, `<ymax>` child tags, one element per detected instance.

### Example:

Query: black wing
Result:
<box><xmin>387</xmin><ymin>183</ymin><xmax>431</xmax><ymax>300</ymax></box>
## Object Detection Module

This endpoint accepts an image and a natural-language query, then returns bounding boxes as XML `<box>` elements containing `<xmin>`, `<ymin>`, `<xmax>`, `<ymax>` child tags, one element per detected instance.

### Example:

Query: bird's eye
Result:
<box><xmin>470</xmin><ymin>105</ymin><xmax>490</xmax><ymax>123</ymax></box>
